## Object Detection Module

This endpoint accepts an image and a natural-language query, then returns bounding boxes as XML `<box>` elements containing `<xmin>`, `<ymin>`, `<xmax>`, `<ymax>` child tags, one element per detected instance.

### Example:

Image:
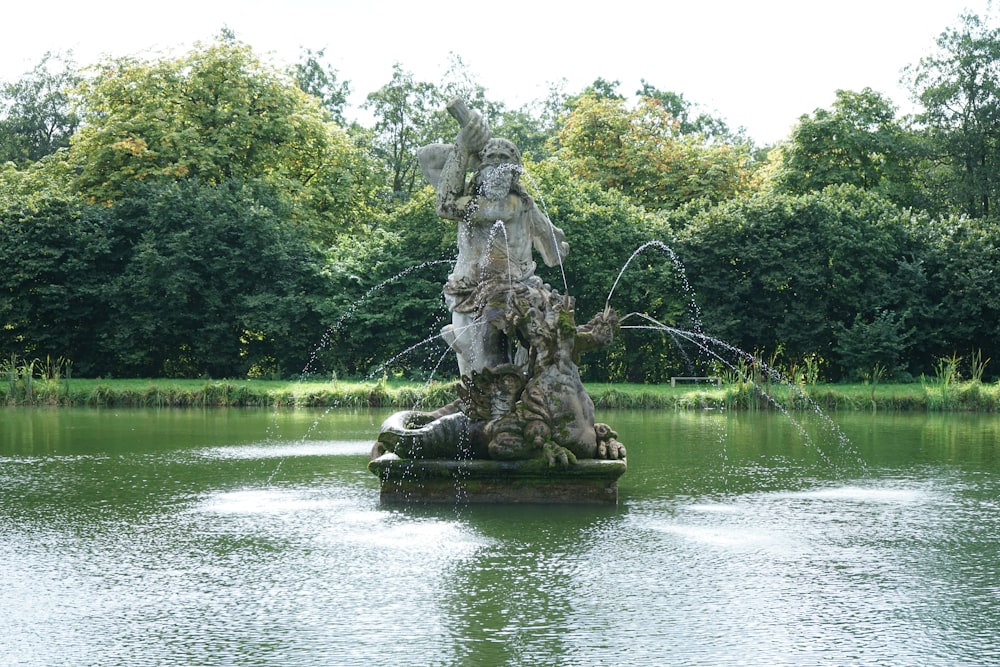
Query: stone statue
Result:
<box><xmin>371</xmin><ymin>97</ymin><xmax>625</xmax><ymax>481</ymax></box>
<box><xmin>416</xmin><ymin>99</ymin><xmax>569</xmax><ymax>377</ymax></box>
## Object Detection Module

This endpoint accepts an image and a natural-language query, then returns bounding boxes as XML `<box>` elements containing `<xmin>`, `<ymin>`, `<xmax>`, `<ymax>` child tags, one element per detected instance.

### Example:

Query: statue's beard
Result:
<box><xmin>477</xmin><ymin>164</ymin><xmax>519</xmax><ymax>201</ymax></box>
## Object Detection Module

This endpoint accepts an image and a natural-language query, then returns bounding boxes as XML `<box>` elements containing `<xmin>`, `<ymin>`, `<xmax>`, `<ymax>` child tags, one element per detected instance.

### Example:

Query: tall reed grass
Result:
<box><xmin>1</xmin><ymin>371</ymin><xmax>463</xmax><ymax>409</ymax></box>
<box><xmin>3</xmin><ymin>365</ymin><xmax>1000</xmax><ymax>412</ymax></box>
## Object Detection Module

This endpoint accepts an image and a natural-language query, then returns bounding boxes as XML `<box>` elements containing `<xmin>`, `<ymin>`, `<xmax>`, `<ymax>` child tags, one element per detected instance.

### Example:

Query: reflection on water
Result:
<box><xmin>1</xmin><ymin>408</ymin><xmax>999</xmax><ymax>665</ymax></box>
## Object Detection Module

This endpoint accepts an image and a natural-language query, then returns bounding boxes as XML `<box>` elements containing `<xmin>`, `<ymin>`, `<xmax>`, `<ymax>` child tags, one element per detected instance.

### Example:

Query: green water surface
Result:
<box><xmin>2</xmin><ymin>408</ymin><xmax>998</xmax><ymax>665</ymax></box>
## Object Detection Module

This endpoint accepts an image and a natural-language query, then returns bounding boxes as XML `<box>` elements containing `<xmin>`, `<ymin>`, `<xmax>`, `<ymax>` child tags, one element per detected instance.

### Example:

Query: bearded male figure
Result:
<box><xmin>417</xmin><ymin>103</ymin><xmax>568</xmax><ymax>377</ymax></box>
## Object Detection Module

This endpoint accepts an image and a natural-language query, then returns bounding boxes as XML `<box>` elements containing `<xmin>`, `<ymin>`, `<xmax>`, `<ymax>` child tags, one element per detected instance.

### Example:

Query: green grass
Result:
<box><xmin>1</xmin><ymin>377</ymin><xmax>459</xmax><ymax>409</ymax></box>
<box><xmin>4</xmin><ymin>375</ymin><xmax>1000</xmax><ymax>411</ymax></box>
<box><xmin>586</xmin><ymin>380</ymin><xmax>1000</xmax><ymax>412</ymax></box>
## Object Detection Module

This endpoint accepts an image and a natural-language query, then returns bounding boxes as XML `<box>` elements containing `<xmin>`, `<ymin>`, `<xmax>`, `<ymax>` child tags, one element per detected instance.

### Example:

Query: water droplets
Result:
<box><xmin>607</xmin><ymin>240</ymin><xmax>703</xmax><ymax>334</ymax></box>
<box><xmin>619</xmin><ymin>312</ymin><xmax>858</xmax><ymax>466</ymax></box>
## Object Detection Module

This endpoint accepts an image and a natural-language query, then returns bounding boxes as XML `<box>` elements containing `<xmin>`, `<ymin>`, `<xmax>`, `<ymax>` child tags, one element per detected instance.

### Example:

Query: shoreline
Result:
<box><xmin>4</xmin><ymin>378</ymin><xmax>1000</xmax><ymax>412</ymax></box>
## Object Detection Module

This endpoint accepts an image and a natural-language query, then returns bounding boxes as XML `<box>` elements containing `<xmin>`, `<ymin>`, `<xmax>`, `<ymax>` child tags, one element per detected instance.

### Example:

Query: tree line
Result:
<box><xmin>2</xmin><ymin>13</ymin><xmax>1000</xmax><ymax>383</ymax></box>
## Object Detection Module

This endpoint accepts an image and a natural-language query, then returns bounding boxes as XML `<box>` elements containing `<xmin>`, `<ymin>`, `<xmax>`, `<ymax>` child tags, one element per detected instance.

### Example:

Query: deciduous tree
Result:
<box><xmin>0</xmin><ymin>51</ymin><xmax>81</xmax><ymax>165</ymax></box>
<box><xmin>673</xmin><ymin>185</ymin><xmax>920</xmax><ymax>380</ymax></box>
<box><xmin>771</xmin><ymin>88</ymin><xmax>929</xmax><ymax>211</ymax></box>
<box><xmin>553</xmin><ymin>92</ymin><xmax>752</xmax><ymax>211</ymax></box>
<box><xmin>70</xmin><ymin>34</ymin><xmax>367</xmax><ymax>242</ymax></box>
<box><xmin>637</xmin><ymin>80</ymin><xmax>746</xmax><ymax>145</ymax></box>
<box><xmin>289</xmin><ymin>47</ymin><xmax>351</xmax><ymax>125</ymax></box>
<box><xmin>905</xmin><ymin>12</ymin><xmax>1000</xmax><ymax>217</ymax></box>
<box><xmin>363</xmin><ymin>64</ymin><xmax>446</xmax><ymax>199</ymax></box>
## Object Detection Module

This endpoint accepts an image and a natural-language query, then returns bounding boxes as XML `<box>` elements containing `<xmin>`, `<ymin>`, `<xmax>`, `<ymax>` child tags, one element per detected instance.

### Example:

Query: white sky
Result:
<box><xmin>2</xmin><ymin>0</ymin><xmax>995</xmax><ymax>145</ymax></box>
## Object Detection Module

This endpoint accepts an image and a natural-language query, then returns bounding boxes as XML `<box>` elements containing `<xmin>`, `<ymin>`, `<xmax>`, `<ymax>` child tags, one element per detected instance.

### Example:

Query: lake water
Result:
<box><xmin>2</xmin><ymin>407</ymin><xmax>999</xmax><ymax>665</ymax></box>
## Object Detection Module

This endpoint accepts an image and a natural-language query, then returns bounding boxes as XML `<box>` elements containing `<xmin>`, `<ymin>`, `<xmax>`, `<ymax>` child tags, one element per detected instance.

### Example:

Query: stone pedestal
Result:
<box><xmin>368</xmin><ymin>453</ymin><xmax>627</xmax><ymax>505</ymax></box>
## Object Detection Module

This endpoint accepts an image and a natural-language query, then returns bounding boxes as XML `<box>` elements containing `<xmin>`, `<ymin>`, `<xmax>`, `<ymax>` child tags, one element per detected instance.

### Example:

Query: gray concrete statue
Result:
<box><xmin>416</xmin><ymin>99</ymin><xmax>568</xmax><ymax>378</ymax></box>
<box><xmin>369</xmin><ymin>98</ymin><xmax>625</xmax><ymax>502</ymax></box>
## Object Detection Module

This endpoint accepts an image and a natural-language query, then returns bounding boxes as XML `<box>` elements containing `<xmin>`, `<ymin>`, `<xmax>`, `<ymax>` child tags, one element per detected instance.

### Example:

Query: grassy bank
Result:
<box><xmin>0</xmin><ymin>377</ymin><xmax>457</xmax><ymax>409</ymax></box>
<box><xmin>4</xmin><ymin>375</ymin><xmax>1000</xmax><ymax>412</ymax></box>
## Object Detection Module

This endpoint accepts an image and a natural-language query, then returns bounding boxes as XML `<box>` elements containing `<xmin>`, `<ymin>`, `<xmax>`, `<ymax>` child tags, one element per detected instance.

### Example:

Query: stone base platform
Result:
<box><xmin>368</xmin><ymin>454</ymin><xmax>627</xmax><ymax>505</ymax></box>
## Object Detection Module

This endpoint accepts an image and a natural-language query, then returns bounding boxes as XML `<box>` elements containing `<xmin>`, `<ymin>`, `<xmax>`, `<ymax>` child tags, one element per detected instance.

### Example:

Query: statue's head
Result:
<box><xmin>475</xmin><ymin>138</ymin><xmax>523</xmax><ymax>201</ymax></box>
<box><xmin>479</xmin><ymin>138</ymin><xmax>521</xmax><ymax>168</ymax></box>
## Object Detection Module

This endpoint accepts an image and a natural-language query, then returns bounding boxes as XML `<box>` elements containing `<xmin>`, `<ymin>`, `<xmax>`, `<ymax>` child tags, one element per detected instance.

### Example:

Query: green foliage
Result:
<box><xmin>771</xmin><ymin>88</ymin><xmax>929</xmax><ymax>210</ymax></box>
<box><xmin>636</xmin><ymin>79</ymin><xmax>746</xmax><ymax>145</ymax></box>
<box><xmin>9</xmin><ymin>21</ymin><xmax>1000</xmax><ymax>384</ymax></box>
<box><xmin>0</xmin><ymin>51</ymin><xmax>81</xmax><ymax>165</ymax></box>
<box><xmin>0</xmin><ymin>37</ymin><xmax>379</xmax><ymax>380</ymax></box>
<box><xmin>970</xmin><ymin>349</ymin><xmax>991</xmax><ymax>382</ymax></box>
<box><xmin>904</xmin><ymin>213</ymin><xmax>1000</xmax><ymax>370</ymax></box>
<box><xmin>576</xmin><ymin>77</ymin><xmax>626</xmax><ymax>101</ymax></box>
<box><xmin>1</xmin><ymin>353</ymin><xmax>73</xmax><ymax>404</ymax></box>
<box><xmin>104</xmin><ymin>179</ymin><xmax>329</xmax><ymax>377</ymax></box>
<box><xmin>493</xmin><ymin>81</ymin><xmax>569</xmax><ymax>161</ymax></box>
<box><xmin>10</xmin><ymin>373</ymin><xmax>1000</xmax><ymax>411</ymax></box>
<box><xmin>0</xmin><ymin>192</ymin><xmax>113</xmax><ymax>373</ymax></box>
<box><xmin>673</xmin><ymin>185</ymin><xmax>919</xmax><ymax>380</ymax></box>
<box><xmin>834</xmin><ymin>309</ymin><xmax>914</xmax><ymax>381</ymax></box>
<box><xmin>527</xmin><ymin>159</ymin><xmax>691</xmax><ymax>382</ymax></box>
<box><xmin>492</xmin><ymin>105</ymin><xmax>556</xmax><ymax>162</ymax></box>
<box><xmin>69</xmin><ymin>34</ymin><xmax>368</xmax><ymax>242</ymax></box>
<box><xmin>289</xmin><ymin>47</ymin><xmax>351</xmax><ymax>124</ymax></box>
<box><xmin>552</xmin><ymin>92</ymin><xmax>752</xmax><ymax>211</ymax></box>
<box><xmin>363</xmin><ymin>64</ymin><xmax>447</xmax><ymax>198</ymax></box>
<box><xmin>0</xmin><ymin>178</ymin><xmax>331</xmax><ymax>378</ymax></box>
<box><xmin>905</xmin><ymin>12</ymin><xmax>1000</xmax><ymax>217</ymax></box>
<box><xmin>933</xmin><ymin>352</ymin><xmax>963</xmax><ymax>385</ymax></box>
<box><xmin>319</xmin><ymin>187</ymin><xmax>456</xmax><ymax>379</ymax></box>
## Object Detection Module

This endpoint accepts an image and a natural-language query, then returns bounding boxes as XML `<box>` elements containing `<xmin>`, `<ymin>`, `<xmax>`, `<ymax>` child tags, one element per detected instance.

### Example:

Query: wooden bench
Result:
<box><xmin>670</xmin><ymin>376</ymin><xmax>721</xmax><ymax>387</ymax></box>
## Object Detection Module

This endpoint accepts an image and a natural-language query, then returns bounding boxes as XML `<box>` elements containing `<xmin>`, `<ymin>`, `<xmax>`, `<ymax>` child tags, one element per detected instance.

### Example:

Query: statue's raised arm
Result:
<box><xmin>435</xmin><ymin>103</ymin><xmax>490</xmax><ymax>221</ymax></box>
<box><xmin>415</xmin><ymin>99</ymin><xmax>487</xmax><ymax>194</ymax></box>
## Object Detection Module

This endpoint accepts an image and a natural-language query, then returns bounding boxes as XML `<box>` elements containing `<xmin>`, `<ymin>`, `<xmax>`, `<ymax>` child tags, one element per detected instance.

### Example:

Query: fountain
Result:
<box><xmin>368</xmin><ymin>98</ymin><xmax>627</xmax><ymax>503</ymax></box>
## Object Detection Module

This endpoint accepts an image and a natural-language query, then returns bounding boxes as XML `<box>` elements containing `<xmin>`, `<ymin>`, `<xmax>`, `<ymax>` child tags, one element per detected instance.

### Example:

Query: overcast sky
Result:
<box><xmin>2</xmin><ymin>0</ymin><xmax>995</xmax><ymax>145</ymax></box>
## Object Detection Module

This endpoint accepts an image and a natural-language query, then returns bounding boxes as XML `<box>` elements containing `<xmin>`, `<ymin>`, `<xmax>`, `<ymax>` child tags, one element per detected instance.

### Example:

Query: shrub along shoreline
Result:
<box><xmin>3</xmin><ymin>377</ymin><xmax>1000</xmax><ymax>412</ymax></box>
